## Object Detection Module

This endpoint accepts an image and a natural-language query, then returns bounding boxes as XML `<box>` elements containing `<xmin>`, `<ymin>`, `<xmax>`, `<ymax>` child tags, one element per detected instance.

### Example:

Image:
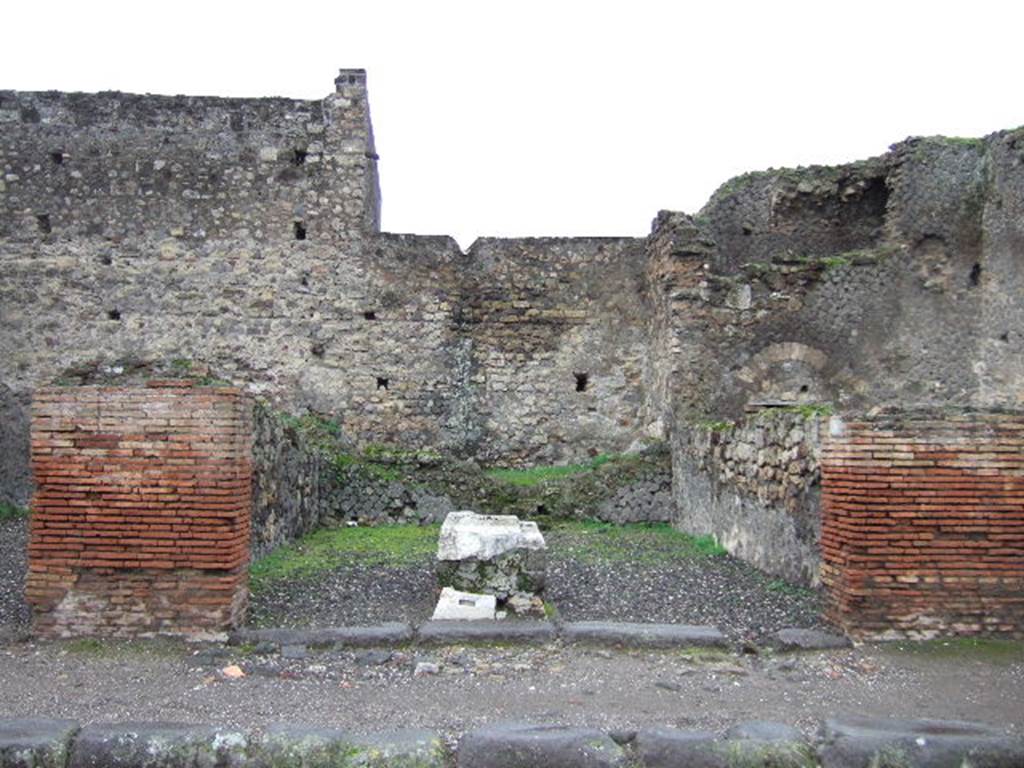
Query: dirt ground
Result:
<box><xmin>0</xmin><ymin>637</ymin><xmax>1021</xmax><ymax>740</ymax></box>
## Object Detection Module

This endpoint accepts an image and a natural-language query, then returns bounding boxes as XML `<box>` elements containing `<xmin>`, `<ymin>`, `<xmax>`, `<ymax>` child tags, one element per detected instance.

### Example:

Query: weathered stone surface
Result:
<box><xmin>69</xmin><ymin>723</ymin><xmax>249</xmax><ymax>768</ymax></box>
<box><xmin>436</xmin><ymin>512</ymin><xmax>546</xmax><ymax>599</ymax></box>
<box><xmin>417</xmin><ymin>620</ymin><xmax>557</xmax><ymax>644</ymax></box>
<box><xmin>770</xmin><ymin>628</ymin><xmax>851</xmax><ymax>651</ymax></box>
<box><xmin>458</xmin><ymin>724</ymin><xmax>627</xmax><ymax>768</ymax></box>
<box><xmin>634</xmin><ymin>726</ymin><xmax>815</xmax><ymax>768</ymax></box>
<box><xmin>0</xmin><ymin>719</ymin><xmax>78</xmax><ymax>768</ymax></box>
<box><xmin>561</xmin><ymin>621</ymin><xmax>727</xmax><ymax>648</ymax></box>
<box><xmin>250</xmin><ymin>725</ymin><xmax>445</xmax><ymax>768</ymax></box>
<box><xmin>431</xmin><ymin>587</ymin><xmax>497</xmax><ymax>621</ymax></box>
<box><xmin>818</xmin><ymin>717</ymin><xmax>1024</xmax><ymax>768</ymax></box>
<box><xmin>437</xmin><ymin>511</ymin><xmax>545</xmax><ymax>561</ymax></box>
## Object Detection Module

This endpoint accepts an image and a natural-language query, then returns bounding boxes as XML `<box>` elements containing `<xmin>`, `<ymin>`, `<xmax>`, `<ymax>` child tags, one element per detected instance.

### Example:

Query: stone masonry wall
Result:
<box><xmin>821</xmin><ymin>409</ymin><xmax>1024</xmax><ymax>639</ymax></box>
<box><xmin>0</xmin><ymin>69</ymin><xmax>379</xmax><ymax>244</ymax></box>
<box><xmin>672</xmin><ymin>412</ymin><xmax>824</xmax><ymax>586</ymax></box>
<box><xmin>26</xmin><ymin>383</ymin><xmax>252</xmax><ymax>638</ymax></box>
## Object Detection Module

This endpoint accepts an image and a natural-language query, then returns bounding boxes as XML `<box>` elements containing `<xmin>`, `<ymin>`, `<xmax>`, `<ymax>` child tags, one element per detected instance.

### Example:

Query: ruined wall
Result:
<box><xmin>648</xmin><ymin>132</ymin><xmax>1024</xmax><ymax>428</ymax></box>
<box><xmin>821</xmin><ymin>409</ymin><xmax>1024</xmax><ymax>639</ymax></box>
<box><xmin>0</xmin><ymin>69</ymin><xmax>379</xmax><ymax>244</ymax></box>
<box><xmin>672</xmin><ymin>412</ymin><xmax>824</xmax><ymax>585</ymax></box>
<box><xmin>26</xmin><ymin>383</ymin><xmax>251</xmax><ymax>638</ymax></box>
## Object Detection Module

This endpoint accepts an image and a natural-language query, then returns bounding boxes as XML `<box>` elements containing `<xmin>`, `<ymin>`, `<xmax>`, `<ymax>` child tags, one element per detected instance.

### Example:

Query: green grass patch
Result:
<box><xmin>486</xmin><ymin>454</ymin><xmax>620</xmax><ymax>487</ymax></box>
<box><xmin>60</xmin><ymin>637</ymin><xmax>185</xmax><ymax>658</ymax></box>
<box><xmin>882</xmin><ymin>637</ymin><xmax>1024</xmax><ymax>665</ymax></box>
<box><xmin>765</xmin><ymin>578</ymin><xmax>816</xmax><ymax>598</ymax></box>
<box><xmin>250</xmin><ymin>524</ymin><xmax>440</xmax><ymax>589</ymax></box>
<box><xmin>547</xmin><ymin>521</ymin><xmax>726</xmax><ymax>565</ymax></box>
<box><xmin>0</xmin><ymin>502</ymin><xmax>29</xmax><ymax>521</ymax></box>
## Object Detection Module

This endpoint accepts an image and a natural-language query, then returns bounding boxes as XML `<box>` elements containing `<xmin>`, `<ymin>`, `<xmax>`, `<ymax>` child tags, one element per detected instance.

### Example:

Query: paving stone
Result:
<box><xmin>818</xmin><ymin>717</ymin><xmax>1024</xmax><ymax>768</ymax></box>
<box><xmin>0</xmin><ymin>718</ymin><xmax>79</xmax><ymax>768</ymax></box>
<box><xmin>69</xmin><ymin>722</ymin><xmax>249</xmax><ymax>768</ymax></box>
<box><xmin>459</xmin><ymin>724</ymin><xmax>627</xmax><ymax>768</ymax></box>
<box><xmin>561</xmin><ymin>621</ymin><xmax>728</xmax><ymax>648</ymax></box>
<box><xmin>417</xmin><ymin>620</ymin><xmax>557</xmax><ymax>644</ymax></box>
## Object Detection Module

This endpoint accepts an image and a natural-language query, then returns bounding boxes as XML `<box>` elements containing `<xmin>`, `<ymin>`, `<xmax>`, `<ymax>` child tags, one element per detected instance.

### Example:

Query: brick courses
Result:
<box><xmin>821</xmin><ymin>409</ymin><xmax>1024</xmax><ymax>639</ymax></box>
<box><xmin>26</xmin><ymin>383</ymin><xmax>252</xmax><ymax>638</ymax></box>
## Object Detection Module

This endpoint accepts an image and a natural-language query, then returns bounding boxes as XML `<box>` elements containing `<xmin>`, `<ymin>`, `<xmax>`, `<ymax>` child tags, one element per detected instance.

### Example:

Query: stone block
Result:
<box><xmin>417</xmin><ymin>620</ymin><xmax>557</xmax><ymax>644</ymax></box>
<box><xmin>431</xmin><ymin>587</ymin><xmax>497</xmax><ymax>620</ymax></box>
<box><xmin>436</xmin><ymin>511</ymin><xmax>546</xmax><ymax>599</ymax></box>
<box><xmin>458</xmin><ymin>724</ymin><xmax>627</xmax><ymax>768</ymax></box>
<box><xmin>0</xmin><ymin>719</ymin><xmax>79</xmax><ymax>768</ymax></box>
<box><xmin>250</xmin><ymin>725</ymin><xmax>445</xmax><ymax>768</ymax></box>
<box><xmin>69</xmin><ymin>723</ymin><xmax>249</xmax><ymax>768</ymax></box>
<box><xmin>634</xmin><ymin>725</ymin><xmax>815</xmax><ymax>768</ymax></box>
<box><xmin>818</xmin><ymin>717</ymin><xmax>1024</xmax><ymax>768</ymax></box>
<box><xmin>561</xmin><ymin>621</ymin><xmax>728</xmax><ymax>648</ymax></box>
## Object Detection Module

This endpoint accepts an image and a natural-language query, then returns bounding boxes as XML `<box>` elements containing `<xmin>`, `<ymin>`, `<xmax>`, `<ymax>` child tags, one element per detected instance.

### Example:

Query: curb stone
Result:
<box><xmin>0</xmin><ymin>719</ymin><xmax>79</xmax><ymax>768</ymax></box>
<box><xmin>228</xmin><ymin>623</ymin><xmax>414</xmax><ymax>649</ymax></box>
<box><xmin>633</xmin><ymin>724</ymin><xmax>816</xmax><ymax>768</ymax></box>
<box><xmin>68</xmin><ymin>723</ymin><xmax>249</xmax><ymax>768</ymax></box>
<box><xmin>818</xmin><ymin>717</ymin><xmax>1024</xmax><ymax>768</ymax></box>
<box><xmin>417</xmin><ymin>620</ymin><xmax>557</xmax><ymax>644</ymax></box>
<box><xmin>249</xmin><ymin>724</ymin><xmax>446</xmax><ymax>768</ymax></box>
<box><xmin>560</xmin><ymin>621</ymin><xmax>728</xmax><ymax>648</ymax></box>
<box><xmin>769</xmin><ymin>628</ymin><xmax>851</xmax><ymax>652</ymax></box>
<box><xmin>2</xmin><ymin>718</ymin><xmax>1022</xmax><ymax>768</ymax></box>
<box><xmin>458</xmin><ymin>724</ymin><xmax>627</xmax><ymax>768</ymax></box>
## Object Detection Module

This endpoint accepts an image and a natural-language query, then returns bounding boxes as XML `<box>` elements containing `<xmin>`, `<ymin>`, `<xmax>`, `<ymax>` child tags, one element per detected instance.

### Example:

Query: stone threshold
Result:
<box><xmin>2</xmin><ymin>717</ymin><xmax>1021</xmax><ymax>768</ymax></box>
<box><xmin>228</xmin><ymin>621</ymin><xmax>850</xmax><ymax>652</ymax></box>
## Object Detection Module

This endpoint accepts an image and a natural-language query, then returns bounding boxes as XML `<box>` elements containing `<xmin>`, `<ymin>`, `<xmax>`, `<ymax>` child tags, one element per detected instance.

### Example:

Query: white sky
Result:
<box><xmin>4</xmin><ymin>1</ymin><xmax>1023</xmax><ymax>248</ymax></box>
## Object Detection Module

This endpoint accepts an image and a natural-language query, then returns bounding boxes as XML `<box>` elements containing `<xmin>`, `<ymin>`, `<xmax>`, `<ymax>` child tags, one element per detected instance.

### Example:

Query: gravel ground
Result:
<box><xmin>0</xmin><ymin>518</ymin><xmax>29</xmax><ymax>637</ymax></box>
<box><xmin>0</xmin><ymin>638</ymin><xmax>1021</xmax><ymax>738</ymax></box>
<box><xmin>249</xmin><ymin>525</ymin><xmax>826</xmax><ymax>641</ymax></box>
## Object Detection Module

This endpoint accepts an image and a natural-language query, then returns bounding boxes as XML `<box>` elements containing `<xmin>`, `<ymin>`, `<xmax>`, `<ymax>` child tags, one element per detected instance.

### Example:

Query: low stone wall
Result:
<box><xmin>27</xmin><ymin>383</ymin><xmax>251</xmax><ymax>638</ymax></box>
<box><xmin>821</xmin><ymin>409</ymin><xmax>1024</xmax><ymax>639</ymax></box>
<box><xmin>2</xmin><ymin>717</ymin><xmax>1022</xmax><ymax>768</ymax></box>
<box><xmin>672</xmin><ymin>412</ymin><xmax>824</xmax><ymax>586</ymax></box>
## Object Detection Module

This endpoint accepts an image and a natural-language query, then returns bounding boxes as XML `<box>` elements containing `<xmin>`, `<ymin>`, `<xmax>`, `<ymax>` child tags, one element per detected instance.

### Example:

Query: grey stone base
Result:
<box><xmin>5</xmin><ymin>718</ymin><xmax>1021</xmax><ymax>768</ymax></box>
<box><xmin>561</xmin><ymin>621</ymin><xmax>728</xmax><ymax>648</ymax></box>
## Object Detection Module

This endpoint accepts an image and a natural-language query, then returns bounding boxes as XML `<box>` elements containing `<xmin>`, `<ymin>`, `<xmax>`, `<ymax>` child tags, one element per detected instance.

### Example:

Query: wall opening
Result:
<box><xmin>292</xmin><ymin>148</ymin><xmax>307</xmax><ymax>166</ymax></box>
<box><xmin>50</xmin><ymin>151</ymin><xmax>64</xmax><ymax>165</ymax></box>
<box><xmin>363</xmin><ymin>310</ymin><xmax>377</xmax><ymax>320</ymax></box>
<box><xmin>969</xmin><ymin>262</ymin><xmax>982</xmax><ymax>287</ymax></box>
<box><xmin>36</xmin><ymin>214</ymin><xmax>51</xmax><ymax>234</ymax></box>
<box><xmin>107</xmin><ymin>309</ymin><xmax>121</xmax><ymax>321</ymax></box>
<box><xmin>574</xmin><ymin>372</ymin><xmax>589</xmax><ymax>392</ymax></box>
<box><xmin>294</xmin><ymin>221</ymin><xmax>307</xmax><ymax>241</ymax></box>
<box><xmin>376</xmin><ymin>377</ymin><xmax>389</xmax><ymax>390</ymax></box>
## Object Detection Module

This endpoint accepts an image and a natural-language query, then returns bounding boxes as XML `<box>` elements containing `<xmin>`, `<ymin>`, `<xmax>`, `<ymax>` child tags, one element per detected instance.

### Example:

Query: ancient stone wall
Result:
<box><xmin>821</xmin><ymin>409</ymin><xmax>1024</xmax><ymax>639</ymax></box>
<box><xmin>462</xmin><ymin>237</ymin><xmax>649</xmax><ymax>465</ymax></box>
<box><xmin>649</xmin><ymin>132</ymin><xmax>1024</xmax><ymax>427</ymax></box>
<box><xmin>26</xmin><ymin>383</ymin><xmax>251</xmax><ymax>638</ymax></box>
<box><xmin>0</xmin><ymin>69</ymin><xmax>379</xmax><ymax>244</ymax></box>
<box><xmin>672</xmin><ymin>412</ymin><xmax>824</xmax><ymax>585</ymax></box>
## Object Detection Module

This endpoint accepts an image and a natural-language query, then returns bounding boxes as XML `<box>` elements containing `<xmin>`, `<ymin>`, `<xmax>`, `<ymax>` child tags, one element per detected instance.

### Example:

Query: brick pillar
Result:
<box><xmin>821</xmin><ymin>409</ymin><xmax>1024</xmax><ymax>639</ymax></box>
<box><xmin>26</xmin><ymin>382</ymin><xmax>252</xmax><ymax>638</ymax></box>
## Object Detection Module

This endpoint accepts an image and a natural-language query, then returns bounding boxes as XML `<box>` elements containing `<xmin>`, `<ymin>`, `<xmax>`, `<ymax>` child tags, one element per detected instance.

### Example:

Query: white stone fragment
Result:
<box><xmin>431</xmin><ymin>587</ymin><xmax>497</xmax><ymax>621</ymax></box>
<box><xmin>437</xmin><ymin>511</ymin><xmax>546</xmax><ymax>561</ymax></box>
